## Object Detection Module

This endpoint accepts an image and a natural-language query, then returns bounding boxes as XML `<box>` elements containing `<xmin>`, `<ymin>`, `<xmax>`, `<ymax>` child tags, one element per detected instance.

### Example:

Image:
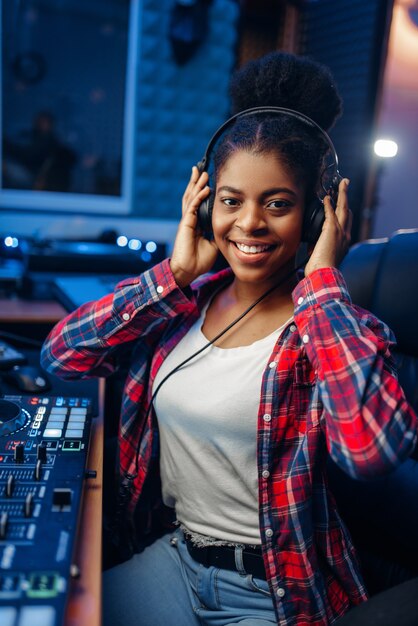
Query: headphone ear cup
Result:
<box><xmin>302</xmin><ymin>198</ymin><xmax>325</xmax><ymax>244</ymax></box>
<box><xmin>197</xmin><ymin>192</ymin><xmax>214</xmax><ymax>237</ymax></box>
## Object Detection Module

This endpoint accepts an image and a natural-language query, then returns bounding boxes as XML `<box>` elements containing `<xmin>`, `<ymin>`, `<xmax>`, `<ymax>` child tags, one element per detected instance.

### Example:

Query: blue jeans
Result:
<box><xmin>102</xmin><ymin>528</ymin><xmax>277</xmax><ymax>625</ymax></box>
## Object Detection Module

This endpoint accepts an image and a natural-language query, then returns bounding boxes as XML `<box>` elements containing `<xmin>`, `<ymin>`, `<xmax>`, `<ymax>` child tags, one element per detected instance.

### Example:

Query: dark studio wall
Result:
<box><xmin>131</xmin><ymin>0</ymin><xmax>239</xmax><ymax>221</ymax></box>
<box><xmin>300</xmin><ymin>0</ymin><xmax>393</xmax><ymax>244</ymax></box>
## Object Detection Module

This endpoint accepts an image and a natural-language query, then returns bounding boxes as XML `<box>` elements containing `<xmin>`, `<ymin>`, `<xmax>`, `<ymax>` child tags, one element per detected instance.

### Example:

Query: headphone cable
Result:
<box><xmin>114</xmin><ymin>255</ymin><xmax>310</xmax><ymax>546</ymax></box>
<box><xmin>130</xmin><ymin>254</ymin><xmax>310</xmax><ymax>477</ymax></box>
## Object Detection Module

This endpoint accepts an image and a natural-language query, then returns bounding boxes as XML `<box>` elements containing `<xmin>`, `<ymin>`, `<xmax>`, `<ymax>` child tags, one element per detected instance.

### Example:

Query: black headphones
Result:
<box><xmin>196</xmin><ymin>106</ymin><xmax>342</xmax><ymax>244</ymax></box>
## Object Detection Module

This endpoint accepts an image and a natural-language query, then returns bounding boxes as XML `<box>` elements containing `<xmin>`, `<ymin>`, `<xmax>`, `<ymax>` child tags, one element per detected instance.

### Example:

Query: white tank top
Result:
<box><xmin>153</xmin><ymin>306</ymin><xmax>290</xmax><ymax>545</ymax></box>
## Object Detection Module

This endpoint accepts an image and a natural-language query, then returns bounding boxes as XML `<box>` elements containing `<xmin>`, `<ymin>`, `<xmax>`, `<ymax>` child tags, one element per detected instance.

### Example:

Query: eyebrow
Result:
<box><xmin>217</xmin><ymin>185</ymin><xmax>297</xmax><ymax>198</ymax></box>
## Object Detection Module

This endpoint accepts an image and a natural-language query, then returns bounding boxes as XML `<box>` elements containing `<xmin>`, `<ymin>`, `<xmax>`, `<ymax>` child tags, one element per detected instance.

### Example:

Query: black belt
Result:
<box><xmin>184</xmin><ymin>535</ymin><xmax>266</xmax><ymax>580</ymax></box>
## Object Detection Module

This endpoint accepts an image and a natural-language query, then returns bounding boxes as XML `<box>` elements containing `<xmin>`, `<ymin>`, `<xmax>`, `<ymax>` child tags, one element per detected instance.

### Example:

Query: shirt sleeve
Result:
<box><xmin>41</xmin><ymin>258</ymin><xmax>196</xmax><ymax>379</ymax></box>
<box><xmin>292</xmin><ymin>266</ymin><xmax>418</xmax><ymax>479</ymax></box>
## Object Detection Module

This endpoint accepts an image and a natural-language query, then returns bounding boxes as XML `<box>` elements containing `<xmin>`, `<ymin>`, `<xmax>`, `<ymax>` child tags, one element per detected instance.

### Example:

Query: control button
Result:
<box><xmin>18</xmin><ymin>605</ymin><xmax>56</xmax><ymax>626</ymax></box>
<box><xmin>122</xmin><ymin>312</ymin><xmax>130</xmax><ymax>321</ymax></box>
<box><xmin>45</xmin><ymin>420</ymin><xmax>65</xmax><ymax>429</ymax></box>
<box><xmin>0</xmin><ymin>607</ymin><xmax>17</xmax><ymax>626</ymax></box>
<box><xmin>14</xmin><ymin>443</ymin><xmax>24</xmax><ymax>463</ymax></box>
<box><xmin>37</xmin><ymin>444</ymin><xmax>47</xmax><ymax>463</ymax></box>
<box><xmin>53</xmin><ymin>488</ymin><xmax>72</xmax><ymax>509</ymax></box>
<box><xmin>277</xmin><ymin>587</ymin><xmax>285</xmax><ymax>598</ymax></box>
<box><xmin>69</xmin><ymin>408</ymin><xmax>87</xmax><ymax>415</ymax></box>
<box><xmin>24</xmin><ymin>492</ymin><xmax>34</xmax><ymax>518</ymax></box>
<box><xmin>49</xmin><ymin>407</ymin><xmax>67</xmax><ymax>415</ymax></box>
<box><xmin>68</xmin><ymin>415</ymin><xmax>86</xmax><ymax>424</ymax></box>
<box><xmin>26</xmin><ymin>573</ymin><xmax>59</xmax><ymax>599</ymax></box>
<box><xmin>0</xmin><ymin>511</ymin><xmax>9</xmax><ymax>539</ymax></box>
<box><xmin>62</xmin><ymin>440</ymin><xmax>81</xmax><ymax>452</ymax></box>
<box><xmin>42</xmin><ymin>440</ymin><xmax>58</xmax><ymax>450</ymax></box>
<box><xmin>6</xmin><ymin>474</ymin><xmax>15</xmax><ymax>497</ymax></box>
<box><xmin>43</xmin><ymin>429</ymin><xmax>62</xmax><ymax>438</ymax></box>
<box><xmin>65</xmin><ymin>429</ymin><xmax>84</xmax><ymax>438</ymax></box>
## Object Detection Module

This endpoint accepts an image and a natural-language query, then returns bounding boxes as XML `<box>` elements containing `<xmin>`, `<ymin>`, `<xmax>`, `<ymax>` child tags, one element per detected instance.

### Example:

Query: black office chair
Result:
<box><xmin>328</xmin><ymin>229</ymin><xmax>418</xmax><ymax>596</ymax></box>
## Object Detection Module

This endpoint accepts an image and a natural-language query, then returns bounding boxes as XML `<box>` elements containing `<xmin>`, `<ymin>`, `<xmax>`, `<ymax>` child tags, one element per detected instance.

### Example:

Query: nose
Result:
<box><xmin>235</xmin><ymin>202</ymin><xmax>267</xmax><ymax>234</ymax></box>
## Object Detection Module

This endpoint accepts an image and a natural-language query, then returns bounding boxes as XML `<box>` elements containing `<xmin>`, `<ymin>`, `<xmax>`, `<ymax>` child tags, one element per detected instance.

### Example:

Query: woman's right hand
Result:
<box><xmin>170</xmin><ymin>166</ymin><xmax>219</xmax><ymax>288</ymax></box>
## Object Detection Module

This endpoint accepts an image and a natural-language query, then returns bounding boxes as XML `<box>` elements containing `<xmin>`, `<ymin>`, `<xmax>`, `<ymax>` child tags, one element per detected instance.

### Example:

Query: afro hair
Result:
<box><xmin>229</xmin><ymin>51</ymin><xmax>343</xmax><ymax>131</ymax></box>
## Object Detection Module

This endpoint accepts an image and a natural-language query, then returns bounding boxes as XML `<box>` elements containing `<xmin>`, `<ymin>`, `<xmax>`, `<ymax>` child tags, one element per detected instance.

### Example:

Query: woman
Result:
<box><xmin>41</xmin><ymin>52</ymin><xmax>417</xmax><ymax>625</ymax></box>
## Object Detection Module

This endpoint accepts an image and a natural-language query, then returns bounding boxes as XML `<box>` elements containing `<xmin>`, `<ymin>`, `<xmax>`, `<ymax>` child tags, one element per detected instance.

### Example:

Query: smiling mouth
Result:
<box><xmin>234</xmin><ymin>242</ymin><xmax>274</xmax><ymax>254</ymax></box>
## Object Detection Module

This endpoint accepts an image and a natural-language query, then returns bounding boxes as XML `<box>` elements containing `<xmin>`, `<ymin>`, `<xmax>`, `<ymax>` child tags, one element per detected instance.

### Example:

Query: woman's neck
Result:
<box><xmin>202</xmin><ymin>275</ymin><xmax>297</xmax><ymax>348</ymax></box>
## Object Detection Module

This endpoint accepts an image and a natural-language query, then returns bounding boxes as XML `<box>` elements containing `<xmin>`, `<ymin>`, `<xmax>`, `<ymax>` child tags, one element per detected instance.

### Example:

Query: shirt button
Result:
<box><xmin>297</xmin><ymin>296</ymin><xmax>304</xmax><ymax>305</ymax></box>
<box><xmin>265</xmin><ymin>528</ymin><xmax>273</xmax><ymax>538</ymax></box>
<box><xmin>268</xmin><ymin>361</ymin><xmax>276</xmax><ymax>369</ymax></box>
<box><xmin>277</xmin><ymin>587</ymin><xmax>285</xmax><ymax>598</ymax></box>
<box><xmin>289</xmin><ymin>324</ymin><xmax>296</xmax><ymax>332</ymax></box>
<box><xmin>263</xmin><ymin>414</ymin><xmax>271</xmax><ymax>423</ymax></box>
<box><xmin>262</xmin><ymin>470</ymin><xmax>270</xmax><ymax>479</ymax></box>
<box><xmin>302</xmin><ymin>334</ymin><xmax>310</xmax><ymax>344</ymax></box>
<box><xmin>122</xmin><ymin>312</ymin><xmax>130</xmax><ymax>321</ymax></box>
<box><xmin>156</xmin><ymin>285</ymin><xmax>164</xmax><ymax>294</ymax></box>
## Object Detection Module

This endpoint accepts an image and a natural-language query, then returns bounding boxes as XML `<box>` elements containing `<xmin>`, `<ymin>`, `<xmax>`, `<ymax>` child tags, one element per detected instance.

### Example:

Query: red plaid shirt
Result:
<box><xmin>41</xmin><ymin>259</ymin><xmax>417</xmax><ymax>625</ymax></box>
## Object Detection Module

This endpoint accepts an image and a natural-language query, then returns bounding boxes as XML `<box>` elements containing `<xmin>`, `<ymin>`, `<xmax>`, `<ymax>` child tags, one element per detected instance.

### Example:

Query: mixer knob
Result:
<box><xmin>24</xmin><ymin>492</ymin><xmax>34</xmax><ymax>517</ymax></box>
<box><xmin>37</xmin><ymin>443</ymin><xmax>47</xmax><ymax>463</ymax></box>
<box><xmin>5</xmin><ymin>474</ymin><xmax>15</xmax><ymax>497</ymax></box>
<box><xmin>0</xmin><ymin>511</ymin><xmax>8</xmax><ymax>539</ymax></box>
<box><xmin>0</xmin><ymin>399</ymin><xmax>27</xmax><ymax>436</ymax></box>
<box><xmin>14</xmin><ymin>443</ymin><xmax>24</xmax><ymax>463</ymax></box>
<box><xmin>34</xmin><ymin>459</ymin><xmax>42</xmax><ymax>481</ymax></box>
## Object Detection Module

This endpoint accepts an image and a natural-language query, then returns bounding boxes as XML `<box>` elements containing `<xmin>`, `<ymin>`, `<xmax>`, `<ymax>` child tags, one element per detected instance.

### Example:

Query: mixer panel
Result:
<box><xmin>0</xmin><ymin>393</ymin><xmax>95</xmax><ymax>626</ymax></box>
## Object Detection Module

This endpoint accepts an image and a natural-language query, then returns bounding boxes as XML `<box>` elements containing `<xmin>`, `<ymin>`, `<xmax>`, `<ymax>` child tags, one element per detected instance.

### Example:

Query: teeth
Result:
<box><xmin>235</xmin><ymin>242</ymin><xmax>270</xmax><ymax>254</ymax></box>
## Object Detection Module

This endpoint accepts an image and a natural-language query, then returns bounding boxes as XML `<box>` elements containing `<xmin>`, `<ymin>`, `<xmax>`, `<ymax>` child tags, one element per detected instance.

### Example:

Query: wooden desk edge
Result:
<box><xmin>0</xmin><ymin>298</ymin><xmax>68</xmax><ymax>323</ymax></box>
<box><xmin>65</xmin><ymin>378</ymin><xmax>105</xmax><ymax>626</ymax></box>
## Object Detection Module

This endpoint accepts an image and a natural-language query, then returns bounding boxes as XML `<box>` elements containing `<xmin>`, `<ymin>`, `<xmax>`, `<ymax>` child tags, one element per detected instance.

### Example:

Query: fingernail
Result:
<box><xmin>344</xmin><ymin>178</ymin><xmax>350</xmax><ymax>186</ymax></box>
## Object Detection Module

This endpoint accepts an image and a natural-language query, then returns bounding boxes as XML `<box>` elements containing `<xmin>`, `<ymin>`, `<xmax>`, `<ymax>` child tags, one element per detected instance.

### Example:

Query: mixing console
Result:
<box><xmin>0</xmin><ymin>393</ymin><xmax>96</xmax><ymax>626</ymax></box>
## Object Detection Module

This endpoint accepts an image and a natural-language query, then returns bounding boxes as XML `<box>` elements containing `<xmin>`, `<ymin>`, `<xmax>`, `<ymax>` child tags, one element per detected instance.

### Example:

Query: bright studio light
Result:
<box><xmin>374</xmin><ymin>139</ymin><xmax>398</xmax><ymax>158</ymax></box>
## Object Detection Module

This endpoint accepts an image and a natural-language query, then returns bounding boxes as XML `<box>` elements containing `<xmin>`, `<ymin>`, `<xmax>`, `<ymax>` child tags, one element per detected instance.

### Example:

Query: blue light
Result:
<box><xmin>145</xmin><ymin>240</ymin><xmax>157</xmax><ymax>253</ymax></box>
<box><xmin>128</xmin><ymin>238</ymin><xmax>142</xmax><ymax>251</ymax></box>
<box><xmin>4</xmin><ymin>236</ymin><xmax>19</xmax><ymax>248</ymax></box>
<box><xmin>141</xmin><ymin>251</ymin><xmax>152</xmax><ymax>263</ymax></box>
<box><xmin>117</xmin><ymin>235</ymin><xmax>128</xmax><ymax>247</ymax></box>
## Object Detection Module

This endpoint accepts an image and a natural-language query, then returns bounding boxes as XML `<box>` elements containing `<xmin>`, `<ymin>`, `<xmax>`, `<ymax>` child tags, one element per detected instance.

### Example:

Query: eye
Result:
<box><xmin>265</xmin><ymin>199</ymin><xmax>292</xmax><ymax>214</ymax></box>
<box><xmin>266</xmin><ymin>199</ymin><xmax>291</xmax><ymax>209</ymax></box>
<box><xmin>221</xmin><ymin>197</ymin><xmax>240</xmax><ymax>207</ymax></box>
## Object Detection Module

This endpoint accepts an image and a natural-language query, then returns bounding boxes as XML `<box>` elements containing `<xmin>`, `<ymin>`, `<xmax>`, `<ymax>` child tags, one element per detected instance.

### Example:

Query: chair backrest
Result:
<box><xmin>329</xmin><ymin>229</ymin><xmax>418</xmax><ymax>595</ymax></box>
<box><xmin>339</xmin><ymin>228</ymin><xmax>418</xmax><ymax>413</ymax></box>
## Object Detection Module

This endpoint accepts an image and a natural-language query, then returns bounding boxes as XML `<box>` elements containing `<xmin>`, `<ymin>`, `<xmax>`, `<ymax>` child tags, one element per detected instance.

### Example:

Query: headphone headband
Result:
<box><xmin>197</xmin><ymin>106</ymin><xmax>340</xmax><ymax>184</ymax></box>
<box><xmin>196</xmin><ymin>105</ymin><xmax>343</xmax><ymax>244</ymax></box>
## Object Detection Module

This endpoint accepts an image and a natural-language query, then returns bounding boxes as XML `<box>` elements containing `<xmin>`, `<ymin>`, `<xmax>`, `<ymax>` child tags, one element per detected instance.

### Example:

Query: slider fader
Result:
<box><xmin>0</xmin><ymin>394</ymin><xmax>96</xmax><ymax>626</ymax></box>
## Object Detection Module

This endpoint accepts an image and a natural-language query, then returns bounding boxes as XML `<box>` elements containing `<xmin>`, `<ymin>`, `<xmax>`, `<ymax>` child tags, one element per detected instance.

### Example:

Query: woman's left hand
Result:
<box><xmin>305</xmin><ymin>178</ymin><xmax>352</xmax><ymax>277</ymax></box>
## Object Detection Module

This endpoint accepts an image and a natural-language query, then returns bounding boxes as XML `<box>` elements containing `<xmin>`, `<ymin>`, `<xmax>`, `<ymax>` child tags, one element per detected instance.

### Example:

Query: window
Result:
<box><xmin>0</xmin><ymin>0</ymin><xmax>138</xmax><ymax>214</ymax></box>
